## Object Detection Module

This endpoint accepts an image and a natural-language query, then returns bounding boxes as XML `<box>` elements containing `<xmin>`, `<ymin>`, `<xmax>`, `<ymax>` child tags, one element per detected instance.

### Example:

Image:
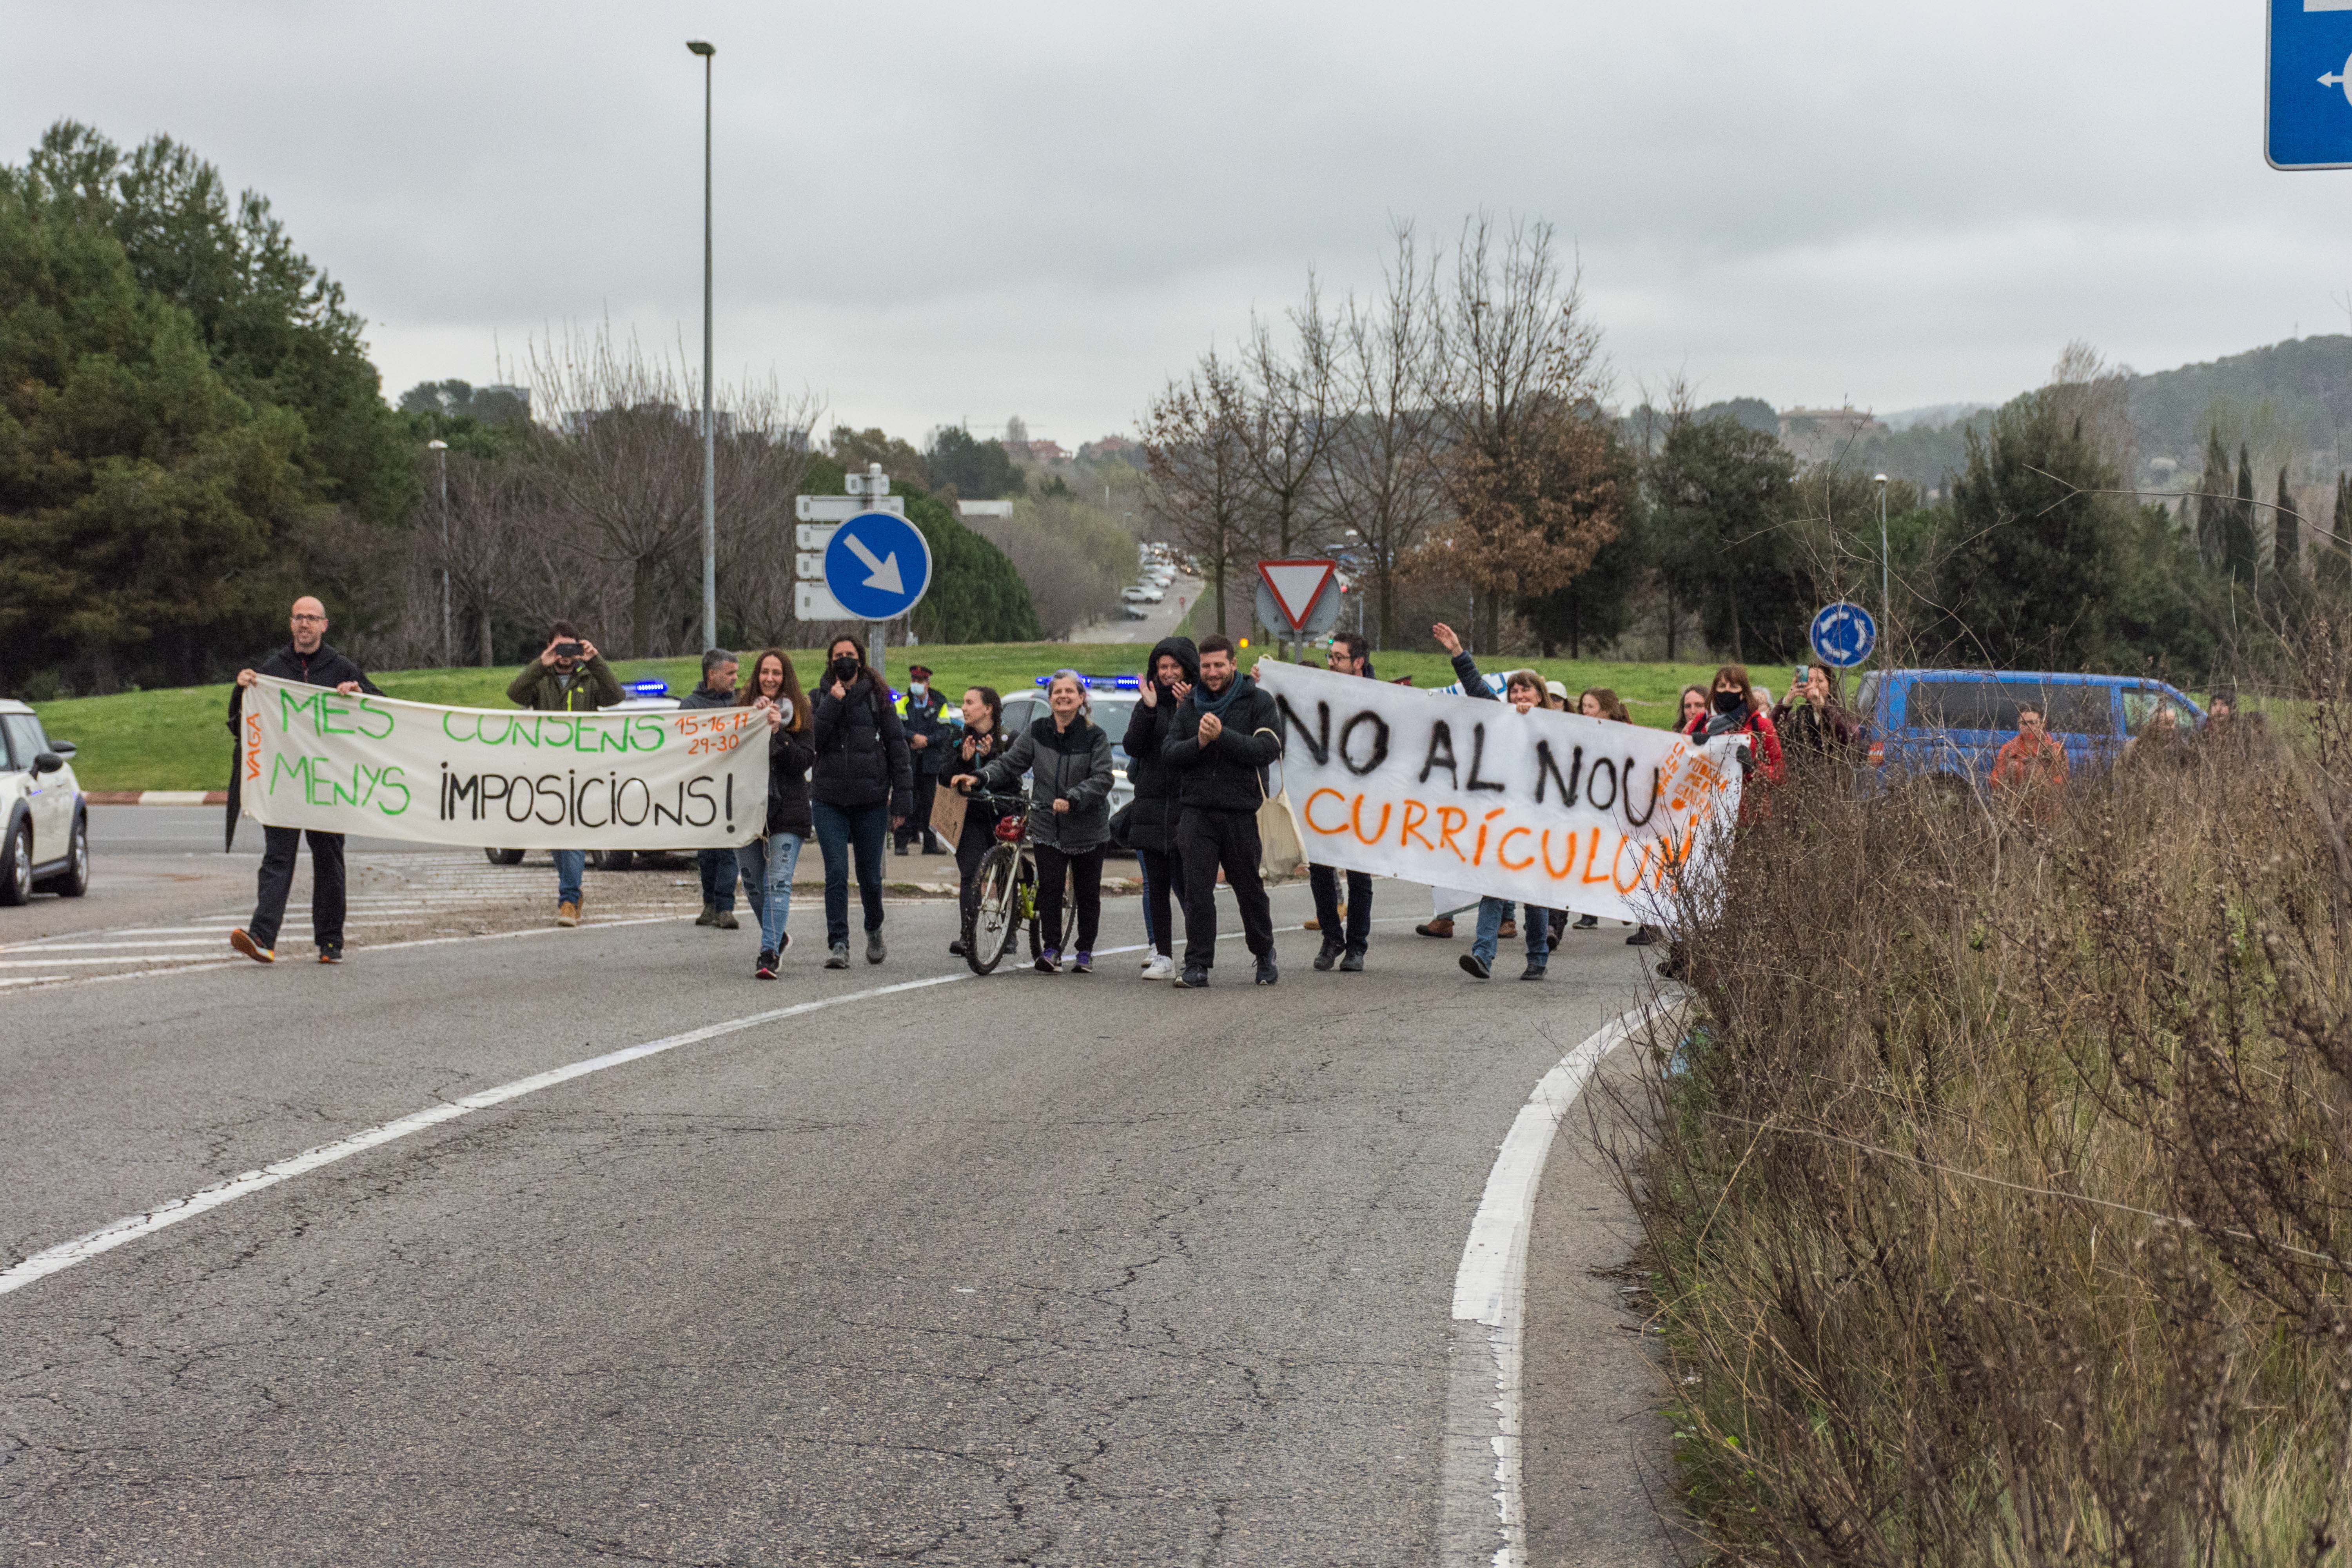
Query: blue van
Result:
<box><xmin>1851</xmin><ymin>669</ymin><xmax>2204</xmax><ymax>795</ymax></box>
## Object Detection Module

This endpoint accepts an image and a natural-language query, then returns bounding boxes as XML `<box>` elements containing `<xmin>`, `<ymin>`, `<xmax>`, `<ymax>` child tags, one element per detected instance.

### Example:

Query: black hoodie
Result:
<box><xmin>1119</xmin><ymin>636</ymin><xmax>1199</xmax><ymax>853</ymax></box>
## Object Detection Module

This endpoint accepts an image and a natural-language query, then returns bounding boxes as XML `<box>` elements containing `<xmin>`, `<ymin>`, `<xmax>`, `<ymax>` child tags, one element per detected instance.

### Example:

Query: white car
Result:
<box><xmin>1120</xmin><ymin>585</ymin><xmax>1165</xmax><ymax>604</ymax></box>
<box><xmin>0</xmin><ymin>699</ymin><xmax>89</xmax><ymax>903</ymax></box>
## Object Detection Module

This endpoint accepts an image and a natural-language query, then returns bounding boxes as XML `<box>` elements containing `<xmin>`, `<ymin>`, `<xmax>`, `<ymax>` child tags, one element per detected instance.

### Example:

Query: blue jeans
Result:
<box><xmin>554</xmin><ymin>849</ymin><xmax>585</xmax><ymax>907</ymax></box>
<box><xmin>811</xmin><ymin>800</ymin><xmax>889</xmax><ymax>948</ymax></box>
<box><xmin>735</xmin><ymin>833</ymin><xmax>804</xmax><ymax>955</ymax></box>
<box><xmin>698</xmin><ymin>846</ymin><xmax>738</xmax><ymax>912</ymax></box>
<box><xmin>1473</xmin><ymin>897</ymin><xmax>1550</xmax><ymax>967</ymax></box>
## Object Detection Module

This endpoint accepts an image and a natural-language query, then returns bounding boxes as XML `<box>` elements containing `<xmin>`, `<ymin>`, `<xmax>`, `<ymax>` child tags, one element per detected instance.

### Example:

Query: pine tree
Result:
<box><xmin>2227</xmin><ymin>443</ymin><xmax>2259</xmax><ymax>584</ymax></box>
<box><xmin>2195</xmin><ymin>428</ymin><xmax>2231</xmax><ymax>568</ymax></box>
<box><xmin>2324</xmin><ymin>475</ymin><xmax>2352</xmax><ymax>595</ymax></box>
<box><xmin>2274</xmin><ymin>467</ymin><xmax>2301</xmax><ymax>575</ymax></box>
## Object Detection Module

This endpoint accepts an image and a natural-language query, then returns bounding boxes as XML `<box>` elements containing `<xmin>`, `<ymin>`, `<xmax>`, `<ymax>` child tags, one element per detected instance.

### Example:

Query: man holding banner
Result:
<box><xmin>1306</xmin><ymin>631</ymin><xmax>1376</xmax><ymax>973</ymax></box>
<box><xmin>227</xmin><ymin>596</ymin><xmax>380</xmax><ymax>965</ymax></box>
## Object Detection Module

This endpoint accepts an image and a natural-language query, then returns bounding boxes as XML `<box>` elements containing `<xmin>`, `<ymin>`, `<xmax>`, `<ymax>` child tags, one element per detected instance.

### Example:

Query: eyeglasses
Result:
<box><xmin>290</xmin><ymin>613</ymin><xmax>327</xmax><ymax>624</ymax></box>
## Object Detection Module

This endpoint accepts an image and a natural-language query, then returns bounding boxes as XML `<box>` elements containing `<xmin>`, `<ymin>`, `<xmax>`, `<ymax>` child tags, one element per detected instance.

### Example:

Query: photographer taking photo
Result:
<box><xmin>506</xmin><ymin>621</ymin><xmax>623</xmax><ymax>927</ymax></box>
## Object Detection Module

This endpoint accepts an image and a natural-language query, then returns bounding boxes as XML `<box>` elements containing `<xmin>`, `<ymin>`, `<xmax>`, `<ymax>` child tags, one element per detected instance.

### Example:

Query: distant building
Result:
<box><xmin>1079</xmin><ymin>435</ymin><xmax>1140</xmax><ymax>464</ymax></box>
<box><xmin>1004</xmin><ymin>439</ymin><xmax>1070</xmax><ymax>465</ymax></box>
<box><xmin>958</xmin><ymin>500</ymin><xmax>1014</xmax><ymax>519</ymax></box>
<box><xmin>1778</xmin><ymin>405</ymin><xmax>1888</xmax><ymax>465</ymax></box>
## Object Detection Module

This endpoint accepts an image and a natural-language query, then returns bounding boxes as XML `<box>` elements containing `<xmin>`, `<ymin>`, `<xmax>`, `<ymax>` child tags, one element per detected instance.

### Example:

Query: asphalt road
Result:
<box><xmin>1</xmin><ymin>854</ymin><xmax>1671</xmax><ymax>1565</ymax></box>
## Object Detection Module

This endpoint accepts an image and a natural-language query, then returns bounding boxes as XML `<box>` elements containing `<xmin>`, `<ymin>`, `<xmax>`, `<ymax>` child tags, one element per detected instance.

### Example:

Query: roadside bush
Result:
<box><xmin>1623</xmin><ymin>643</ymin><xmax>2352</xmax><ymax>1565</ymax></box>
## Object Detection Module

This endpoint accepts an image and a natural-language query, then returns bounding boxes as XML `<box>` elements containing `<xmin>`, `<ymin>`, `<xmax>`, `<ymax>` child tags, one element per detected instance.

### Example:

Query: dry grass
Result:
<box><xmin>1614</xmin><ymin>639</ymin><xmax>2352</xmax><ymax>1566</ymax></box>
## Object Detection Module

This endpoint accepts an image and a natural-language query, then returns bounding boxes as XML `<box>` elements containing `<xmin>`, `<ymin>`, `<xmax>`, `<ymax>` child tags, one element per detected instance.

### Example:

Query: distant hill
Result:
<box><xmin>1883</xmin><ymin>402</ymin><xmax>1992</xmax><ymax>432</ymax></box>
<box><xmin>2125</xmin><ymin>335</ymin><xmax>2352</xmax><ymax>469</ymax></box>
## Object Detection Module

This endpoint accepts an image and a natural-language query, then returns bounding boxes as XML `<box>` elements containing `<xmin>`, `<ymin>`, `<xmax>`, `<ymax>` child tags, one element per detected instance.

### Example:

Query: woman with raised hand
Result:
<box><xmin>967</xmin><ymin>670</ymin><xmax>1115</xmax><ymax>975</ymax></box>
<box><xmin>1771</xmin><ymin>661</ymin><xmax>1861</xmax><ymax>772</ymax></box>
<box><xmin>733</xmin><ymin>650</ymin><xmax>817</xmax><ymax>980</ymax></box>
<box><xmin>809</xmin><ymin>635</ymin><xmax>913</xmax><ymax>969</ymax></box>
<box><xmin>1122</xmin><ymin>637</ymin><xmax>1198</xmax><ymax>981</ymax></box>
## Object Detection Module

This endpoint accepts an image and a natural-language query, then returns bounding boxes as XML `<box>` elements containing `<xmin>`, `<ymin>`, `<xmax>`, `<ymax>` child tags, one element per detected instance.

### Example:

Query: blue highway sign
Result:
<box><xmin>2270</xmin><ymin>0</ymin><xmax>2352</xmax><ymax>169</ymax></box>
<box><xmin>1809</xmin><ymin>602</ymin><xmax>1877</xmax><ymax>669</ymax></box>
<box><xmin>822</xmin><ymin>510</ymin><xmax>934</xmax><ymax>622</ymax></box>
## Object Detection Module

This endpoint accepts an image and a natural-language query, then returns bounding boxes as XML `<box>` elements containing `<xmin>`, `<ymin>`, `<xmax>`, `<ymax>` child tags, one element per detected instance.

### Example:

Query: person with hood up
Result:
<box><xmin>966</xmin><ymin>669</ymin><xmax>1116</xmax><ymax>974</ymax></box>
<box><xmin>809</xmin><ymin>635</ymin><xmax>913</xmax><ymax>968</ymax></box>
<box><xmin>1161</xmin><ymin>633</ymin><xmax>1283</xmax><ymax>988</ymax></box>
<box><xmin>1121</xmin><ymin>635</ymin><xmax>1198</xmax><ymax>980</ymax></box>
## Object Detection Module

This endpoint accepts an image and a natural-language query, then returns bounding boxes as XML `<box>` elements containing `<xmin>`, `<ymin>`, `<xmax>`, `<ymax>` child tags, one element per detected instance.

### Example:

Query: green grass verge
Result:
<box><xmin>32</xmin><ymin>644</ymin><xmax>1723</xmax><ymax>791</ymax></box>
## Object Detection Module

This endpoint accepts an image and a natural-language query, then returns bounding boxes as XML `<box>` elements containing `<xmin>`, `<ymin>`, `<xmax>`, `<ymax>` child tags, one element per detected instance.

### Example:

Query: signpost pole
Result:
<box><xmin>864</xmin><ymin>463</ymin><xmax>888</xmax><ymax>685</ymax></box>
<box><xmin>1875</xmin><ymin>473</ymin><xmax>1890</xmax><ymax>664</ymax></box>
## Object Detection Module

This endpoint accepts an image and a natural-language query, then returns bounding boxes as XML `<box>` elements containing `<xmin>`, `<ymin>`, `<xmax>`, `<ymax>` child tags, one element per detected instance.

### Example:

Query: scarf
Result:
<box><xmin>1195</xmin><ymin>672</ymin><xmax>1253</xmax><ymax>721</ymax></box>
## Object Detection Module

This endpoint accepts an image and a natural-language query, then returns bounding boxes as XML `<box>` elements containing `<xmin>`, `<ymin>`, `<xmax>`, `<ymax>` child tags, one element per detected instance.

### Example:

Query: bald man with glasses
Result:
<box><xmin>226</xmin><ymin>596</ymin><xmax>379</xmax><ymax>965</ymax></box>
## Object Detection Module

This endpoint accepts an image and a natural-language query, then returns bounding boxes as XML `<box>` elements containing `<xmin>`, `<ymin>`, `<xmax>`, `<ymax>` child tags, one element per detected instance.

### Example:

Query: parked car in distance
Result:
<box><xmin>1120</xmin><ymin>585</ymin><xmax>1164</xmax><ymax>604</ymax></box>
<box><xmin>484</xmin><ymin>679</ymin><xmax>689</xmax><ymax>870</ymax></box>
<box><xmin>0</xmin><ymin>698</ymin><xmax>89</xmax><ymax>903</ymax></box>
<box><xmin>1855</xmin><ymin>668</ymin><xmax>2203</xmax><ymax>797</ymax></box>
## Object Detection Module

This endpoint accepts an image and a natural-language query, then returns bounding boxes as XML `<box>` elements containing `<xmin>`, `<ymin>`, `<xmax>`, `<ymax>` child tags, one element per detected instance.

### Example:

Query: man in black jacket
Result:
<box><xmin>1161</xmin><ymin>633</ymin><xmax>1283</xmax><ymax>988</ymax></box>
<box><xmin>227</xmin><ymin>596</ymin><xmax>381</xmax><ymax>965</ymax></box>
<box><xmin>1307</xmin><ymin>630</ymin><xmax>1377</xmax><ymax>973</ymax></box>
<box><xmin>679</xmin><ymin>648</ymin><xmax>741</xmax><ymax>929</ymax></box>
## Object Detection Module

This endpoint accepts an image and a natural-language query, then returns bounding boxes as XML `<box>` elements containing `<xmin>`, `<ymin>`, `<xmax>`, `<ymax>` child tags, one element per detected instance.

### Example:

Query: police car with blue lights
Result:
<box><xmin>998</xmin><ymin>674</ymin><xmax>1138</xmax><ymax>839</ymax></box>
<box><xmin>483</xmin><ymin>677</ymin><xmax>683</xmax><ymax>870</ymax></box>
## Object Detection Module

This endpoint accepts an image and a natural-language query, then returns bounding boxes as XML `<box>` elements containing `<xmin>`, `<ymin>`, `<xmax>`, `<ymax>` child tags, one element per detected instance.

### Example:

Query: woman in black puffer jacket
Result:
<box><xmin>809</xmin><ymin>636</ymin><xmax>913</xmax><ymax>969</ymax></box>
<box><xmin>945</xmin><ymin>684</ymin><xmax>1013</xmax><ymax>958</ymax></box>
<box><xmin>1121</xmin><ymin>635</ymin><xmax>1197</xmax><ymax>981</ymax></box>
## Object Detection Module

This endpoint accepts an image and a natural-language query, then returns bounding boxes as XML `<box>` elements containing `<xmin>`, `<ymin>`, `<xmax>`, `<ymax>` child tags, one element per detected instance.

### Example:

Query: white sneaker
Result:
<box><xmin>1143</xmin><ymin>953</ymin><xmax>1176</xmax><ymax>981</ymax></box>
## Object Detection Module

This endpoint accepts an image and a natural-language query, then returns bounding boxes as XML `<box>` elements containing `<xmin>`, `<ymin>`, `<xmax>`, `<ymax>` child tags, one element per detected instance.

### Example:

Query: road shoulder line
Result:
<box><xmin>1437</xmin><ymin>998</ymin><xmax>1673</xmax><ymax>1567</ymax></box>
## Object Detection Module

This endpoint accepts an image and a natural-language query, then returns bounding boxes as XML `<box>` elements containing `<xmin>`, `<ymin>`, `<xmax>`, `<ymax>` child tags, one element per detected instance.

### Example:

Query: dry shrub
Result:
<box><xmin>1622</xmin><ymin>648</ymin><xmax>2352</xmax><ymax>1565</ymax></box>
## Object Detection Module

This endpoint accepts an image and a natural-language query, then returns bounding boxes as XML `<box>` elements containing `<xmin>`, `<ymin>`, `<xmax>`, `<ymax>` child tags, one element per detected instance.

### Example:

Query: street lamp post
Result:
<box><xmin>428</xmin><ymin>438</ymin><xmax>450</xmax><ymax>666</ymax></box>
<box><xmin>1873</xmin><ymin>473</ymin><xmax>1890</xmax><ymax>653</ymax></box>
<box><xmin>687</xmin><ymin>39</ymin><xmax>717</xmax><ymax>652</ymax></box>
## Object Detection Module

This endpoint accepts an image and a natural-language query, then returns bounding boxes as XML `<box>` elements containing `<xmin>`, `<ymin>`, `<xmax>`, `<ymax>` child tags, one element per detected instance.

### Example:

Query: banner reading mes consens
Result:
<box><xmin>239</xmin><ymin>676</ymin><xmax>771</xmax><ymax>849</ymax></box>
<box><xmin>1254</xmin><ymin>662</ymin><xmax>1743</xmax><ymax>924</ymax></box>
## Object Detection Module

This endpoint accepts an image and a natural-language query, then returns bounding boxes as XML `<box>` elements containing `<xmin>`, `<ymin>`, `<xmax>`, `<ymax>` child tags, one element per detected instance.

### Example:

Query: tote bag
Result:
<box><xmin>1253</xmin><ymin>728</ymin><xmax>1307</xmax><ymax>878</ymax></box>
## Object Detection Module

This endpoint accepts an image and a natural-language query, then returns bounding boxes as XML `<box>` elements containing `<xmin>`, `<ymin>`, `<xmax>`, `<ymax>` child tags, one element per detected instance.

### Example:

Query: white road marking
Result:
<box><xmin>0</xmin><ymin>919</ymin><xmax>1325</xmax><ymax>1292</ymax></box>
<box><xmin>1437</xmin><ymin>1001</ymin><xmax>1670</xmax><ymax>1568</ymax></box>
<box><xmin>0</xmin><ymin>955</ymin><xmax>224</xmax><ymax>968</ymax></box>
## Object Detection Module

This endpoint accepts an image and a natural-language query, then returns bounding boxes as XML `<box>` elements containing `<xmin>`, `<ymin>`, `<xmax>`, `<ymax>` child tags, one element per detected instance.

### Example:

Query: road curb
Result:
<box><xmin>85</xmin><ymin>791</ymin><xmax>228</xmax><ymax>805</ymax></box>
<box><xmin>1437</xmin><ymin>997</ymin><xmax>1681</xmax><ymax>1567</ymax></box>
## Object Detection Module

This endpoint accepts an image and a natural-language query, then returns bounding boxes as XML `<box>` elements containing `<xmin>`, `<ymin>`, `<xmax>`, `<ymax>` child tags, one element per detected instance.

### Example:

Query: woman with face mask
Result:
<box><xmin>733</xmin><ymin>650</ymin><xmax>816</xmax><ymax>980</ymax></box>
<box><xmin>1696</xmin><ymin>664</ymin><xmax>1785</xmax><ymax>786</ymax></box>
<box><xmin>963</xmin><ymin>669</ymin><xmax>1115</xmax><ymax>975</ymax></box>
<box><xmin>944</xmin><ymin>685</ymin><xmax>1011</xmax><ymax>958</ymax></box>
<box><xmin>809</xmin><ymin>636</ymin><xmax>914</xmax><ymax>968</ymax></box>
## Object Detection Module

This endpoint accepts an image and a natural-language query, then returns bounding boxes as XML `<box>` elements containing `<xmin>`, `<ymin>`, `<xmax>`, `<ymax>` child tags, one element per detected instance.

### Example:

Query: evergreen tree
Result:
<box><xmin>2226</xmin><ymin>443</ymin><xmax>2259</xmax><ymax>585</ymax></box>
<box><xmin>2274</xmin><ymin>467</ymin><xmax>2301</xmax><ymax>576</ymax></box>
<box><xmin>2195</xmin><ymin>428</ymin><xmax>2231</xmax><ymax>568</ymax></box>
<box><xmin>2323</xmin><ymin>475</ymin><xmax>2352</xmax><ymax>595</ymax></box>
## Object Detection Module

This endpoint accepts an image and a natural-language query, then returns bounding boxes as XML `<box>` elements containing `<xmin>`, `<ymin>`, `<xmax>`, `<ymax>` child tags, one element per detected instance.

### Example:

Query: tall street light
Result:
<box><xmin>1873</xmin><ymin>473</ymin><xmax>1890</xmax><ymax>654</ymax></box>
<box><xmin>428</xmin><ymin>438</ymin><xmax>450</xmax><ymax>666</ymax></box>
<box><xmin>687</xmin><ymin>39</ymin><xmax>717</xmax><ymax>652</ymax></box>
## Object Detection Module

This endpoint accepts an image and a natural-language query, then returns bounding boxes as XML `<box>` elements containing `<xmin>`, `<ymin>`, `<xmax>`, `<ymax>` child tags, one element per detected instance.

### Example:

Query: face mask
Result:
<box><xmin>831</xmin><ymin>656</ymin><xmax>861</xmax><ymax>684</ymax></box>
<box><xmin>1713</xmin><ymin>689</ymin><xmax>1742</xmax><ymax>715</ymax></box>
<box><xmin>909</xmin><ymin>681</ymin><xmax>926</xmax><ymax>698</ymax></box>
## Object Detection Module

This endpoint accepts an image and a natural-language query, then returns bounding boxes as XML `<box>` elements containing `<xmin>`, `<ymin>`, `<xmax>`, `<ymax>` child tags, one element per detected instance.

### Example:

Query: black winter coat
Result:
<box><xmin>1161</xmin><ymin>676</ymin><xmax>1283</xmax><ymax>813</ymax></box>
<box><xmin>979</xmin><ymin>716</ymin><xmax>1115</xmax><ymax>854</ymax></box>
<box><xmin>945</xmin><ymin>724</ymin><xmax>1014</xmax><ymax>827</ymax></box>
<box><xmin>224</xmin><ymin>643</ymin><xmax>380</xmax><ymax>734</ymax></box>
<box><xmin>811</xmin><ymin>673</ymin><xmax>914</xmax><ymax>814</ymax></box>
<box><xmin>1120</xmin><ymin>635</ymin><xmax>1201</xmax><ymax>853</ymax></box>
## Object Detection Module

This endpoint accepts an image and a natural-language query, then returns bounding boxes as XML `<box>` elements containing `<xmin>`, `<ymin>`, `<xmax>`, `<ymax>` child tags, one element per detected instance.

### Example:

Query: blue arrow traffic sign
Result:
<box><xmin>821</xmin><ymin>510</ymin><xmax>934</xmax><ymax>622</ymax></box>
<box><xmin>1809</xmin><ymin>601</ymin><xmax>1877</xmax><ymax>670</ymax></box>
<box><xmin>2270</xmin><ymin>0</ymin><xmax>2352</xmax><ymax>169</ymax></box>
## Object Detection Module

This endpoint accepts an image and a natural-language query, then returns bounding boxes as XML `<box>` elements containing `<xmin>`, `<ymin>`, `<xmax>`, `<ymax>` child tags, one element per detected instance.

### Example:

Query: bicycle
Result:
<box><xmin>959</xmin><ymin>789</ymin><xmax>1076</xmax><ymax>975</ymax></box>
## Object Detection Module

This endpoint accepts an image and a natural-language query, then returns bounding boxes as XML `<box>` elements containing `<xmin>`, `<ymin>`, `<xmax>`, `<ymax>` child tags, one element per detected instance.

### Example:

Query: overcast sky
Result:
<box><xmin>3</xmin><ymin>2</ymin><xmax>2336</xmax><ymax>446</ymax></box>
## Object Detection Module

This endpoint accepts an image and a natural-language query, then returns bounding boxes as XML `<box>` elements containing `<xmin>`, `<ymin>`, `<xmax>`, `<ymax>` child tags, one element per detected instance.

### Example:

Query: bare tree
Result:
<box><xmin>1324</xmin><ymin>223</ymin><xmax>1446</xmax><ymax>647</ymax></box>
<box><xmin>1417</xmin><ymin>215</ymin><xmax>1621</xmax><ymax>651</ymax></box>
<box><xmin>1238</xmin><ymin>279</ymin><xmax>1342</xmax><ymax>575</ymax></box>
<box><xmin>1142</xmin><ymin>350</ymin><xmax>1260</xmax><ymax>639</ymax></box>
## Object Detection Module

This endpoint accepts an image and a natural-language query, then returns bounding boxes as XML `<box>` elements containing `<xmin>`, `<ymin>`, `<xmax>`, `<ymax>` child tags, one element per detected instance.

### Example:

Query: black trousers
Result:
<box><xmin>250</xmin><ymin>826</ymin><xmax>345</xmax><ymax>952</ymax></box>
<box><xmin>955</xmin><ymin>812</ymin><xmax>997</xmax><ymax>938</ymax></box>
<box><xmin>1176</xmin><ymin>807</ymin><xmax>1273</xmax><ymax>970</ymax></box>
<box><xmin>898</xmin><ymin>775</ymin><xmax>941</xmax><ymax>851</ymax></box>
<box><xmin>1309</xmin><ymin>864</ymin><xmax>1373</xmax><ymax>954</ymax></box>
<box><xmin>1033</xmin><ymin>842</ymin><xmax>1104</xmax><ymax>956</ymax></box>
<box><xmin>1136</xmin><ymin>844</ymin><xmax>1183</xmax><ymax>958</ymax></box>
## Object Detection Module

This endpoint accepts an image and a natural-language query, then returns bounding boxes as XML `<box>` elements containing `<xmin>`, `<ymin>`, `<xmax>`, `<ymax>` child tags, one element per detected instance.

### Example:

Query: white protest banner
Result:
<box><xmin>1255</xmin><ymin>662</ymin><xmax>1743</xmax><ymax>922</ymax></box>
<box><xmin>238</xmin><ymin>677</ymin><xmax>769</xmax><ymax>849</ymax></box>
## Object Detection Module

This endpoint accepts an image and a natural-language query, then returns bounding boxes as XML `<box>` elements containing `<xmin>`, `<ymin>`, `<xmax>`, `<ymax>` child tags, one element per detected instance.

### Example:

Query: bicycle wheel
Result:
<box><xmin>966</xmin><ymin>844</ymin><xmax>1024</xmax><ymax>975</ymax></box>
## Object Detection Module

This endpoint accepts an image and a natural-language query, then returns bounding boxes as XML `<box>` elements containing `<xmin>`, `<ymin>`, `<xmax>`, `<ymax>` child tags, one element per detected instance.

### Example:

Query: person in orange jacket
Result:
<box><xmin>1989</xmin><ymin>700</ymin><xmax>2069</xmax><ymax>813</ymax></box>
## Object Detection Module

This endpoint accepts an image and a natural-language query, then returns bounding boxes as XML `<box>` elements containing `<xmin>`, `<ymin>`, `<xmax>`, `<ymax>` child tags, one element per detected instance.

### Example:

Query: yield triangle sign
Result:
<box><xmin>1258</xmin><ymin>559</ymin><xmax>1336</xmax><ymax>631</ymax></box>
